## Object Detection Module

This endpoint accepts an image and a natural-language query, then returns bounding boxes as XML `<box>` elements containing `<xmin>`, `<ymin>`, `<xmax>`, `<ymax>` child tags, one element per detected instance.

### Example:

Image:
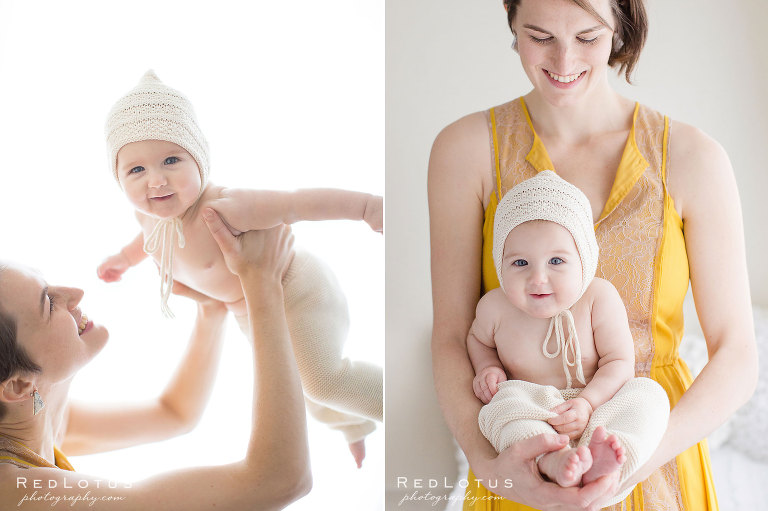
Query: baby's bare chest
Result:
<box><xmin>141</xmin><ymin>215</ymin><xmax>244</xmax><ymax>304</ymax></box>
<box><xmin>494</xmin><ymin>309</ymin><xmax>600</xmax><ymax>388</ymax></box>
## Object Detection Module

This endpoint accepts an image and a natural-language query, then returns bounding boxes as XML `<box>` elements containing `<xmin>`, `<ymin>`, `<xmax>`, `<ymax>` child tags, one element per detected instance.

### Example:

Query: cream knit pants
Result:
<box><xmin>479</xmin><ymin>378</ymin><xmax>669</xmax><ymax>506</ymax></box>
<box><xmin>236</xmin><ymin>249</ymin><xmax>381</xmax><ymax>443</ymax></box>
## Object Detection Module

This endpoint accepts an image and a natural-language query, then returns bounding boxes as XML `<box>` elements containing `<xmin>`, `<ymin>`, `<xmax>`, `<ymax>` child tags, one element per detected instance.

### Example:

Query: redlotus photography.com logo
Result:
<box><xmin>16</xmin><ymin>478</ymin><xmax>131</xmax><ymax>507</ymax></box>
<box><xmin>394</xmin><ymin>476</ymin><xmax>511</xmax><ymax>507</ymax></box>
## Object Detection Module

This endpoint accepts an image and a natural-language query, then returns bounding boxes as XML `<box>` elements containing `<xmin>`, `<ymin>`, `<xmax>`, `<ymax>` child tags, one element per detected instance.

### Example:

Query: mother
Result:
<box><xmin>428</xmin><ymin>0</ymin><xmax>757</xmax><ymax>509</ymax></box>
<box><xmin>0</xmin><ymin>210</ymin><xmax>310</xmax><ymax>510</ymax></box>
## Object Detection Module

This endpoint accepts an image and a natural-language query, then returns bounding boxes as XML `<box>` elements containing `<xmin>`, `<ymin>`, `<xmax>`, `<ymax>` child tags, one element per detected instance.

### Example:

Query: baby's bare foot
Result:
<box><xmin>582</xmin><ymin>426</ymin><xmax>625</xmax><ymax>485</ymax></box>
<box><xmin>538</xmin><ymin>446</ymin><xmax>592</xmax><ymax>487</ymax></box>
<box><xmin>348</xmin><ymin>439</ymin><xmax>366</xmax><ymax>468</ymax></box>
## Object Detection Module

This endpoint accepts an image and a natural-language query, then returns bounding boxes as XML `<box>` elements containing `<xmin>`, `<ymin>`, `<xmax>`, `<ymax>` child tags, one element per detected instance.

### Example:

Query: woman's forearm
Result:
<box><xmin>242</xmin><ymin>275</ymin><xmax>311</xmax><ymax>495</ymax></box>
<box><xmin>158</xmin><ymin>305</ymin><xmax>227</xmax><ymax>432</ymax></box>
<box><xmin>432</xmin><ymin>332</ymin><xmax>498</xmax><ymax>471</ymax></box>
<box><xmin>621</xmin><ymin>340</ymin><xmax>757</xmax><ymax>490</ymax></box>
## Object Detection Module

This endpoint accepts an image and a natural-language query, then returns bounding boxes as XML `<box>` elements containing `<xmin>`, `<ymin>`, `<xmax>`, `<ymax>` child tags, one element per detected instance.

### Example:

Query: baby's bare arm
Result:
<box><xmin>467</xmin><ymin>293</ymin><xmax>505</xmax><ymax>375</ymax></box>
<box><xmin>579</xmin><ymin>279</ymin><xmax>636</xmax><ymax>409</ymax></box>
<box><xmin>97</xmin><ymin>231</ymin><xmax>148</xmax><ymax>282</ymax></box>
<box><xmin>208</xmin><ymin>187</ymin><xmax>381</xmax><ymax>233</ymax></box>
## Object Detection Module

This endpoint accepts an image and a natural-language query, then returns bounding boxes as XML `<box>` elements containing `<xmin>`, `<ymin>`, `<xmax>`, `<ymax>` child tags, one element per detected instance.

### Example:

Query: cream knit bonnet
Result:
<box><xmin>492</xmin><ymin>170</ymin><xmax>598</xmax><ymax>300</ymax></box>
<box><xmin>105</xmin><ymin>69</ymin><xmax>209</xmax><ymax>190</ymax></box>
<box><xmin>105</xmin><ymin>70</ymin><xmax>210</xmax><ymax>318</ymax></box>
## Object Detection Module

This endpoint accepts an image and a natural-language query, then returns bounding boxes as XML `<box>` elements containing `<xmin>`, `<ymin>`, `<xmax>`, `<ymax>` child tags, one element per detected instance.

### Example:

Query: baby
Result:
<box><xmin>97</xmin><ymin>71</ymin><xmax>382</xmax><ymax>466</ymax></box>
<box><xmin>469</xmin><ymin>171</ymin><xmax>669</xmax><ymax>504</ymax></box>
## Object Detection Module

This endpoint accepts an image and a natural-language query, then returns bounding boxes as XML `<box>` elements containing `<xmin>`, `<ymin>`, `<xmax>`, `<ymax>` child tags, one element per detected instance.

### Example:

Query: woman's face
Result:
<box><xmin>0</xmin><ymin>264</ymin><xmax>108</xmax><ymax>384</ymax></box>
<box><xmin>511</xmin><ymin>0</ymin><xmax>615</xmax><ymax>107</ymax></box>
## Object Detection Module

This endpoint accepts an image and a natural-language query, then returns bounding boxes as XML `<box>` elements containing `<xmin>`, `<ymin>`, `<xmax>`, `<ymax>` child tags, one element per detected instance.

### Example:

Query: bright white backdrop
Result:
<box><xmin>0</xmin><ymin>1</ymin><xmax>383</xmax><ymax>509</ymax></box>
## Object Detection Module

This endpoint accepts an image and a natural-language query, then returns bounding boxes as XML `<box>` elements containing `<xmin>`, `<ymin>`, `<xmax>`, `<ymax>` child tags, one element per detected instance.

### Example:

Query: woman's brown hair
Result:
<box><xmin>0</xmin><ymin>267</ymin><xmax>41</xmax><ymax>421</ymax></box>
<box><xmin>503</xmin><ymin>0</ymin><xmax>648</xmax><ymax>83</ymax></box>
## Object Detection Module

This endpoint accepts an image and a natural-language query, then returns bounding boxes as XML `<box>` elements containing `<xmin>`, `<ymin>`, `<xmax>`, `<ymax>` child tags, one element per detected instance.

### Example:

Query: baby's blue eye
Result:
<box><xmin>549</xmin><ymin>257</ymin><xmax>564</xmax><ymax>265</ymax></box>
<box><xmin>164</xmin><ymin>156</ymin><xmax>180</xmax><ymax>165</ymax></box>
<box><xmin>512</xmin><ymin>259</ymin><xmax>528</xmax><ymax>267</ymax></box>
<box><xmin>128</xmin><ymin>166</ymin><xmax>144</xmax><ymax>175</ymax></box>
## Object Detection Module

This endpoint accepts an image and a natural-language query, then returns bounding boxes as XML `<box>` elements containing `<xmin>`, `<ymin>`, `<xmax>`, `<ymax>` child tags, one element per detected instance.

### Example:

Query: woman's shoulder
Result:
<box><xmin>666</xmin><ymin>119</ymin><xmax>733</xmax><ymax>219</ymax></box>
<box><xmin>433</xmin><ymin>97</ymin><xmax>523</xmax><ymax>147</ymax></box>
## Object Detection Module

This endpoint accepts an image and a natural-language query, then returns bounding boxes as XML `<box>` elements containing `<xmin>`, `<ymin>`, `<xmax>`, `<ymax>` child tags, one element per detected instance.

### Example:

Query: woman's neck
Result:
<box><xmin>0</xmin><ymin>382</ymin><xmax>71</xmax><ymax>465</ymax></box>
<box><xmin>523</xmin><ymin>84</ymin><xmax>634</xmax><ymax>144</ymax></box>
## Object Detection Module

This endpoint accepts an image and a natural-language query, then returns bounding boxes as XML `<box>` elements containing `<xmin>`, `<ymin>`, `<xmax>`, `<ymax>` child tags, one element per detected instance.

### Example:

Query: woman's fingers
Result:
<box><xmin>577</xmin><ymin>472</ymin><xmax>620</xmax><ymax>509</ymax></box>
<box><xmin>203</xmin><ymin>208</ymin><xmax>235</xmax><ymax>258</ymax></box>
<box><xmin>510</xmin><ymin>433</ymin><xmax>569</xmax><ymax>461</ymax></box>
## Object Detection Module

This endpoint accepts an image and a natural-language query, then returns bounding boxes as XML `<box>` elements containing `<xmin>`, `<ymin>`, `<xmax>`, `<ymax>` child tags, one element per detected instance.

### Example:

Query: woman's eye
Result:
<box><xmin>549</xmin><ymin>257</ymin><xmax>564</xmax><ymax>265</ymax></box>
<box><xmin>128</xmin><ymin>166</ymin><xmax>144</xmax><ymax>175</ymax></box>
<box><xmin>529</xmin><ymin>35</ymin><xmax>553</xmax><ymax>44</ymax></box>
<box><xmin>577</xmin><ymin>36</ymin><xmax>598</xmax><ymax>45</ymax></box>
<box><xmin>512</xmin><ymin>259</ymin><xmax>528</xmax><ymax>267</ymax></box>
<box><xmin>49</xmin><ymin>295</ymin><xmax>55</xmax><ymax>313</ymax></box>
<box><xmin>164</xmin><ymin>156</ymin><xmax>180</xmax><ymax>165</ymax></box>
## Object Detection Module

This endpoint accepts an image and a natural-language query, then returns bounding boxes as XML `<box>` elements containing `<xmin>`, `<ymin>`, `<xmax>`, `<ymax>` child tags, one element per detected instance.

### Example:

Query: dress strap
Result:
<box><xmin>541</xmin><ymin>309</ymin><xmax>586</xmax><ymax>389</ymax></box>
<box><xmin>489</xmin><ymin>107</ymin><xmax>502</xmax><ymax>201</ymax></box>
<box><xmin>144</xmin><ymin>217</ymin><xmax>186</xmax><ymax>318</ymax></box>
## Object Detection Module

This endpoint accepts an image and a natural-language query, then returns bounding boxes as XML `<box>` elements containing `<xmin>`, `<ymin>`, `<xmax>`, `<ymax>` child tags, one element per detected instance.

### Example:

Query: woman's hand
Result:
<box><xmin>202</xmin><ymin>207</ymin><xmax>294</xmax><ymax>282</ymax></box>
<box><xmin>477</xmin><ymin>434</ymin><xmax>620</xmax><ymax>510</ymax></box>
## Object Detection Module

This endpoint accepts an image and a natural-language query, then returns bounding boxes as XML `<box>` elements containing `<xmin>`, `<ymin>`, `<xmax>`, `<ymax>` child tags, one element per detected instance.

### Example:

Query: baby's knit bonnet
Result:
<box><xmin>492</xmin><ymin>170</ymin><xmax>599</xmax><ymax>300</ymax></box>
<box><xmin>104</xmin><ymin>70</ymin><xmax>209</xmax><ymax>191</ymax></box>
<box><xmin>104</xmin><ymin>70</ymin><xmax>210</xmax><ymax>318</ymax></box>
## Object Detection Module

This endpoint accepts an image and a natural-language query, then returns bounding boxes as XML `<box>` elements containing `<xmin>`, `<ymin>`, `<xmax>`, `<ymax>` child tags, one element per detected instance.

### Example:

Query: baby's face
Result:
<box><xmin>500</xmin><ymin>220</ymin><xmax>582</xmax><ymax>318</ymax></box>
<box><xmin>116</xmin><ymin>140</ymin><xmax>202</xmax><ymax>219</ymax></box>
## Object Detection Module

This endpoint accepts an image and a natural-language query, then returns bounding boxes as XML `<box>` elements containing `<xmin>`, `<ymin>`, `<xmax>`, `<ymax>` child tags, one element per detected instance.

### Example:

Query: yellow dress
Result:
<box><xmin>0</xmin><ymin>434</ymin><xmax>75</xmax><ymax>471</ymax></box>
<box><xmin>464</xmin><ymin>98</ymin><xmax>718</xmax><ymax>511</ymax></box>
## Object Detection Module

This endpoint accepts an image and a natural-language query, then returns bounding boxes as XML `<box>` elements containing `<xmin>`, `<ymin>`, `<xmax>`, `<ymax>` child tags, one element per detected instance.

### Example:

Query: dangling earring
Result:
<box><xmin>31</xmin><ymin>387</ymin><xmax>45</xmax><ymax>415</ymax></box>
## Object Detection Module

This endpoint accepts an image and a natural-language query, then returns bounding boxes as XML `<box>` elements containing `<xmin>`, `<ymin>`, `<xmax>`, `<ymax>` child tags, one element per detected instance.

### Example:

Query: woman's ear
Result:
<box><xmin>0</xmin><ymin>376</ymin><xmax>35</xmax><ymax>405</ymax></box>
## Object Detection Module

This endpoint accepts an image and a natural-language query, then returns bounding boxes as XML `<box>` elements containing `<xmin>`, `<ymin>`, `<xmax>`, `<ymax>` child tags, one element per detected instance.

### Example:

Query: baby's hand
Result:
<box><xmin>547</xmin><ymin>397</ymin><xmax>593</xmax><ymax>440</ymax></box>
<box><xmin>97</xmin><ymin>252</ymin><xmax>131</xmax><ymax>283</ymax></box>
<box><xmin>363</xmin><ymin>195</ymin><xmax>383</xmax><ymax>234</ymax></box>
<box><xmin>472</xmin><ymin>366</ymin><xmax>507</xmax><ymax>404</ymax></box>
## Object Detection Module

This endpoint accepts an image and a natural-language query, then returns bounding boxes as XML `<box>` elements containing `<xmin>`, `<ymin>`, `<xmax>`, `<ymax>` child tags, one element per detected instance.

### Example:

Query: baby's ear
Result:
<box><xmin>0</xmin><ymin>376</ymin><xmax>36</xmax><ymax>405</ymax></box>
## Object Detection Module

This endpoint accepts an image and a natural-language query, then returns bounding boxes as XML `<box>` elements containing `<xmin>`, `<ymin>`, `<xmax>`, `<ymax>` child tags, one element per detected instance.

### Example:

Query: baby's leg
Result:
<box><xmin>538</xmin><ymin>445</ymin><xmax>592</xmax><ymax>487</ymax></box>
<box><xmin>581</xmin><ymin>426</ymin><xmax>625</xmax><ymax>485</ymax></box>
<box><xmin>282</xmin><ymin>250</ymin><xmax>383</xmax><ymax>422</ymax></box>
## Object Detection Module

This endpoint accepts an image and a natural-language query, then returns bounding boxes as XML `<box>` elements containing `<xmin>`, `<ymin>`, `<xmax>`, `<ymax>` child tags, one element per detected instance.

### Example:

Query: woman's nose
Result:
<box><xmin>553</xmin><ymin>42</ymin><xmax>574</xmax><ymax>73</ymax></box>
<box><xmin>61</xmin><ymin>287</ymin><xmax>84</xmax><ymax>310</ymax></box>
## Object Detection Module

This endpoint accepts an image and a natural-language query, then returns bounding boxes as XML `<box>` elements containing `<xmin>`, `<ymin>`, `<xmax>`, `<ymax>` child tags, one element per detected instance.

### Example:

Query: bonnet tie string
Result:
<box><xmin>143</xmin><ymin>217</ymin><xmax>185</xmax><ymax>318</ymax></box>
<box><xmin>541</xmin><ymin>309</ymin><xmax>586</xmax><ymax>389</ymax></box>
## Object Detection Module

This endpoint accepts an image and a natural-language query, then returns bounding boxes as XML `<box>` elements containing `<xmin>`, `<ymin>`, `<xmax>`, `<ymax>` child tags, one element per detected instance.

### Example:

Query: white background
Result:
<box><xmin>0</xmin><ymin>1</ymin><xmax>383</xmax><ymax>509</ymax></box>
<box><xmin>386</xmin><ymin>0</ymin><xmax>768</xmax><ymax>508</ymax></box>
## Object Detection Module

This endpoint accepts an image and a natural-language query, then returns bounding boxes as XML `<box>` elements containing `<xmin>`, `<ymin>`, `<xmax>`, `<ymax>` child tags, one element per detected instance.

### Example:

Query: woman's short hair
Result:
<box><xmin>0</xmin><ymin>267</ymin><xmax>42</xmax><ymax>421</ymax></box>
<box><xmin>503</xmin><ymin>0</ymin><xmax>648</xmax><ymax>83</ymax></box>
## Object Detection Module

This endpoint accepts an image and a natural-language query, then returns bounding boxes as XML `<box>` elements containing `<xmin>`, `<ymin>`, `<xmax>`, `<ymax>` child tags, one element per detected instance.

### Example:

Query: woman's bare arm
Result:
<box><xmin>62</xmin><ymin>286</ymin><xmax>228</xmax><ymax>455</ymax></box>
<box><xmin>1</xmin><ymin>217</ymin><xmax>310</xmax><ymax>511</ymax></box>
